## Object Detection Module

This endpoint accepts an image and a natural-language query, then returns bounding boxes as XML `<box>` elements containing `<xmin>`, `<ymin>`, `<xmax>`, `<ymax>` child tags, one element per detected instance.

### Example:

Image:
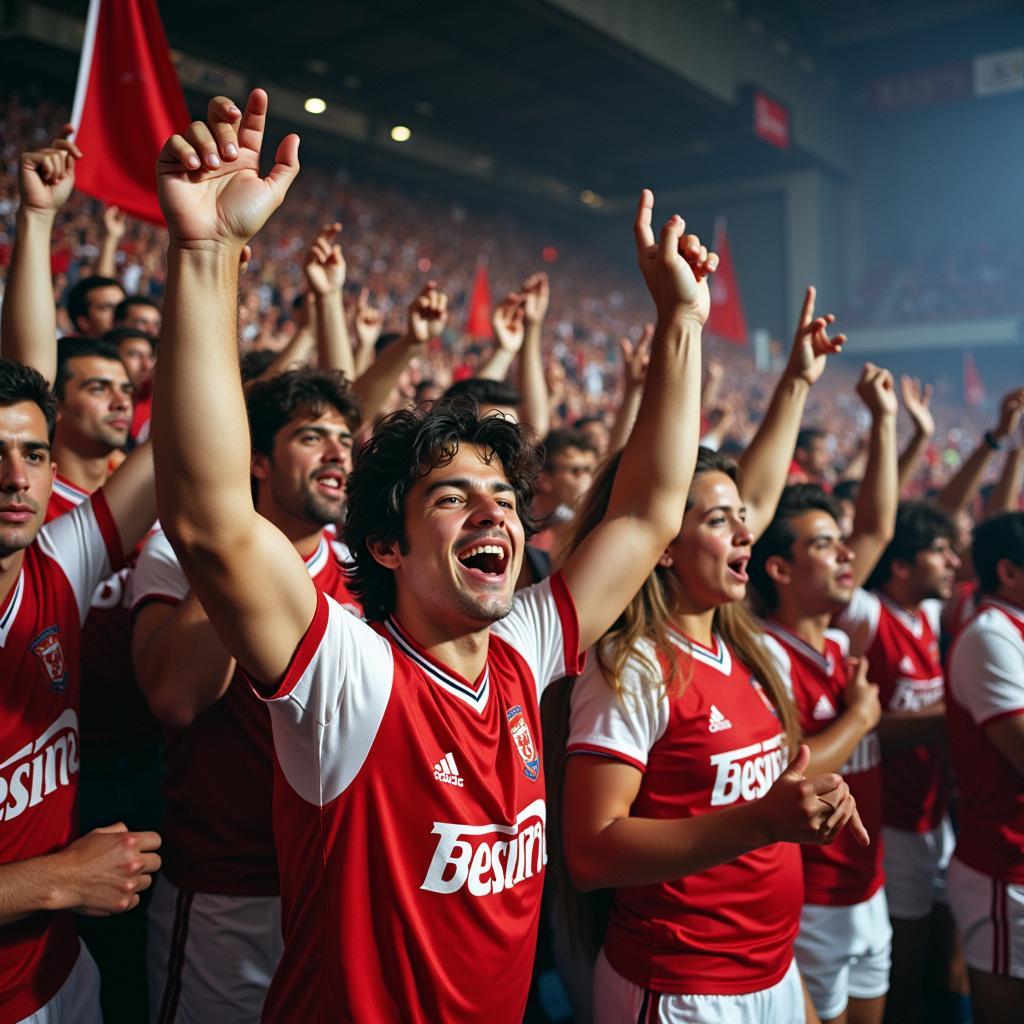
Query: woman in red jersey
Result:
<box><xmin>559</xmin><ymin>290</ymin><xmax>868</xmax><ymax>1024</ymax></box>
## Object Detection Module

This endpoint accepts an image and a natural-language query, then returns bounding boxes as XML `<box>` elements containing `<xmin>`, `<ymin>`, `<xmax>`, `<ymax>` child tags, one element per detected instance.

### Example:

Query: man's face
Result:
<box><xmin>772</xmin><ymin>510</ymin><xmax>856</xmax><ymax>616</ymax></box>
<box><xmin>116</xmin><ymin>337</ymin><xmax>156</xmax><ymax>393</ymax></box>
<box><xmin>902</xmin><ymin>536</ymin><xmax>961</xmax><ymax>602</ymax></box>
<box><xmin>796</xmin><ymin>435</ymin><xmax>831</xmax><ymax>477</ymax></box>
<box><xmin>253</xmin><ymin>408</ymin><xmax>354</xmax><ymax>527</ymax></box>
<box><xmin>57</xmin><ymin>356</ymin><xmax>133</xmax><ymax>454</ymax></box>
<box><xmin>76</xmin><ymin>285</ymin><xmax>125</xmax><ymax>338</ymax></box>
<box><xmin>542</xmin><ymin>446</ymin><xmax>597</xmax><ymax>509</ymax></box>
<box><xmin>0</xmin><ymin>401</ymin><xmax>55</xmax><ymax>556</ymax></box>
<box><xmin>118</xmin><ymin>302</ymin><xmax>161</xmax><ymax>338</ymax></box>
<box><xmin>378</xmin><ymin>443</ymin><xmax>524</xmax><ymax>631</ymax></box>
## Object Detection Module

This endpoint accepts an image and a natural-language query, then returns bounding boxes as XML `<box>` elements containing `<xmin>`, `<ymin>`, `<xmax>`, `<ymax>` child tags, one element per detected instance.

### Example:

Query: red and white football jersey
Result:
<box><xmin>947</xmin><ymin>597</ymin><xmax>1024</xmax><ymax>884</ymax></box>
<box><xmin>131</xmin><ymin>530</ymin><xmax>362</xmax><ymax>896</ymax></box>
<box><xmin>834</xmin><ymin>589</ymin><xmax>946</xmax><ymax>832</ymax></box>
<box><xmin>762</xmin><ymin>622</ymin><xmax>884</xmax><ymax>906</ymax></box>
<box><xmin>0</xmin><ymin>492</ymin><xmax>121</xmax><ymax>1024</ymax></box>
<box><xmin>567</xmin><ymin>628</ymin><xmax>803</xmax><ymax>996</ymax></box>
<box><xmin>46</xmin><ymin>473</ymin><xmax>157</xmax><ymax>749</ymax></box>
<box><xmin>255</xmin><ymin>571</ymin><xmax>583</xmax><ymax>1023</ymax></box>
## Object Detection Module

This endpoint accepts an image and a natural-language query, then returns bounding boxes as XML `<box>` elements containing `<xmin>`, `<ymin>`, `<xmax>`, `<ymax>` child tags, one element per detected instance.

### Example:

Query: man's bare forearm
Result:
<box><xmin>1</xmin><ymin>209</ymin><xmax>58</xmax><ymax>382</ymax></box>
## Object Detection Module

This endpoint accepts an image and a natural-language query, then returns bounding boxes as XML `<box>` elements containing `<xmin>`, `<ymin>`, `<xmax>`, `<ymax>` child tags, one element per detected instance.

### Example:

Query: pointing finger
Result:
<box><xmin>634</xmin><ymin>188</ymin><xmax>655</xmax><ymax>255</ymax></box>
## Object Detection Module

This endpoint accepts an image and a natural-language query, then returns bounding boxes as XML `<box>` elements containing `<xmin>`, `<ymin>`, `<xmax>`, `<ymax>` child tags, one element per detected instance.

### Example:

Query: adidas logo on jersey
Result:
<box><xmin>433</xmin><ymin>752</ymin><xmax>464</xmax><ymax>788</ymax></box>
<box><xmin>812</xmin><ymin>695</ymin><xmax>836</xmax><ymax>721</ymax></box>
<box><xmin>708</xmin><ymin>704</ymin><xmax>733</xmax><ymax>732</ymax></box>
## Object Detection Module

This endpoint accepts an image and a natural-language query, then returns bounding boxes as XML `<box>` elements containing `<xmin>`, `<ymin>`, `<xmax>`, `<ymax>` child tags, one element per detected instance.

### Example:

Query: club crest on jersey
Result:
<box><xmin>29</xmin><ymin>625</ymin><xmax>67</xmax><ymax>693</ymax></box>
<box><xmin>506</xmin><ymin>705</ymin><xmax>540</xmax><ymax>781</ymax></box>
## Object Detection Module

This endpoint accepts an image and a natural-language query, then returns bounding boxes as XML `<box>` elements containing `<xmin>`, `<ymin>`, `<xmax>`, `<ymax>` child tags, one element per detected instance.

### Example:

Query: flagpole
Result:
<box><xmin>69</xmin><ymin>0</ymin><xmax>102</xmax><ymax>138</ymax></box>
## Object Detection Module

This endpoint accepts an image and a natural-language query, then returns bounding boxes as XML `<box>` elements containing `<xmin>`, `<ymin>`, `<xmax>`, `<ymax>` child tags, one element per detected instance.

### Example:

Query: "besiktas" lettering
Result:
<box><xmin>709</xmin><ymin>734</ymin><xmax>786</xmax><ymax>806</ymax></box>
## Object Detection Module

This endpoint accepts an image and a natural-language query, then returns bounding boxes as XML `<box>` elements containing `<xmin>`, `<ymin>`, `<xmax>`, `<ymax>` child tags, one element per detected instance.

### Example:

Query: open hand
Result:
<box><xmin>900</xmin><ymin>375</ymin><xmax>935</xmax><ymax>437</ymax></box>
<box><xmin>156</xmin><ymin>89</ymin><xmax>300</xmax><ymax>251</ymax></box>
<box><xmin>618</xmin><ymin>324</ymin><xmax>653</xmax><ymax>389</ymax></box>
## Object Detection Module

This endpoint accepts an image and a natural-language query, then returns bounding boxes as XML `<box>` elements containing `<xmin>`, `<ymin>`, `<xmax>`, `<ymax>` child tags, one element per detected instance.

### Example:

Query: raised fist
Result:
<box><xmin>407</xmin><ymin>282</ymin><xmax>448</xmax><ymax>344</ymax></box>
<box><xmin>492</xmin><ymin>294</ymin><xmax>526</xmax><ymax>353</ymax></box>
<box><xmin>856</xmin><ymin>363</ymin><xmax>898</xmax><ymax>418</ymax></box>
<box><xmin>19</xmin><ymin>128</ymin><xmax>81</xmax><ymax>215</ymax></box>
<box><xmin>304</xmin><ymin>222</ymin><xmax>346</xmax><ymax>296</ymax></box>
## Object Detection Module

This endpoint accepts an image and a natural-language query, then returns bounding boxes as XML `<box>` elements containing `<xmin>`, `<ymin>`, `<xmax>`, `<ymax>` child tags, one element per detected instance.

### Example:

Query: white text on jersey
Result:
<box><xmin>0</xmin><ymin>710</ymin><xmax>79</xmax><ymax>822</ymax></box>
<box><xmin>709</xmin><ymin>734</ymin><xmax>786</xmax><ymax>807</ymax></box>
<box><xmin>421</xmin><ymin>799</ymin><xmax>546</xmax><ymax>897</ymax></box>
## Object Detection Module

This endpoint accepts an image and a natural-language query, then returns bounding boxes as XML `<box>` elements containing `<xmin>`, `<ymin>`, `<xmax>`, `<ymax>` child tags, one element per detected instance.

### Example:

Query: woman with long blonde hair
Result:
<box><xmin>558</xmin><ymin>288</ymin><xmax>867</xmax><ymax>1023</ymax></box>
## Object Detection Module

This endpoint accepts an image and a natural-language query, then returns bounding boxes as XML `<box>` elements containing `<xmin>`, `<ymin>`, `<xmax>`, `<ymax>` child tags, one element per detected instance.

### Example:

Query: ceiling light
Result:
<box><xmin>304</xmin><ymin>97</ymin><xmax>326</xmax><ymax>115</ymax></box>
<box><xmin>390</xmin><ymin>125</ymin><xmax>412</xmax><ymax>142</ymax></box>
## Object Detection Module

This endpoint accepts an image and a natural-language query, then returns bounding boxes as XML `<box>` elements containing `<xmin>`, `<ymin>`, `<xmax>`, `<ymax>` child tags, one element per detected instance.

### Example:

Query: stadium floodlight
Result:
<box><xmin>304</xmin><ymin>97</ymin><xmax>327</xmax><ymax>115</ymax></box>
<box><xmin>391</xmin><ymin>125</ymin><xmax>412</xmax><ymax>142</ymax></box>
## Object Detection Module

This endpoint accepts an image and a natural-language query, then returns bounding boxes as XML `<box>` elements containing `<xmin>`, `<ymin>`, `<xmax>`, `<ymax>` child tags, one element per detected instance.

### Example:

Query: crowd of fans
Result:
<box><xmin>1</xmin><ymin>81</ymin><xmax>1023</xmax><ymax>1024</ymax></box>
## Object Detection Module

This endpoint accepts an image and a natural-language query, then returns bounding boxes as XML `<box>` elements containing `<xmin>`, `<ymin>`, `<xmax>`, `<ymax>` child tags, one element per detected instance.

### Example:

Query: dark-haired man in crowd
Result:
<box><xmin>151</xmin><ymin>89</ymin><xmax>735</xmax><ymax>1022</ymax></box>
<box><xmin>133</xmin><ymin>368</ymin><xmax>362</xmax><ymax>1022</ymax></box>
<box><xmin>946</xmin><ymin>512</ymin><xmax>1024</xmax><ymax>1024</ymax></box>
<box><xmin>790</xmin><ymin>426</ymin><xmax>834</xmax><ymax>489</ymax></box>
<box><xmin>2</xmin><ymin>132</ymin><xmax>162</xmax><ymax>1021</ymax></box>
<box><xmin>104</xmin><ymin>327</ymin><xmax>156</xmax><ymax>443</ymax></box>
<box><xmin>529</xmin><ymin>427</ymin><xmax>599</xmax><ymax>554</ymax></box>
<box><xmin>0</xmin><ymin>356</ymin><xmax>160</xmax><ymax>1023</ymax></box>
<box><xmin>114</xmin><ymin>295</ymin><xmax>162</xmax><ymax>339</ymax></box>
<box><xmin>835</xmin><ymin>497</ymin><xmax>961</xmax><ymax>1023</ymax></box>
<box><xmin>66</xmin><ymin>276</ymin><xmax>125</xmax><ymax>340</ymax></box>
<box><xmin>751</xmin><ymin>366</ymin><xmax>901</xmax><ymax>1024</ymax></box>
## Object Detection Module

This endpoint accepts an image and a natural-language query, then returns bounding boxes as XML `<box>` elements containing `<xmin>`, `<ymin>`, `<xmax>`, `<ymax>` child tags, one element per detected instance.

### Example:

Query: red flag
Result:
<box><xmin>70</xmin><ymin>0</ymin><xmax>190</xmax><ymax>225</ymax></box>
<box><xmin>706</xmin><ymin>217</ymin><xmax>748</xmax><ymax>346</ymax></box>
<box><xmin>964</xmin><ymin>351</ymin><xmax>986</xmax><ymax>407</ymax></box>
<box><xmin>466</xmin><ymin>259</ymin><xmax>492</xmax><ymax>340</ymax></box>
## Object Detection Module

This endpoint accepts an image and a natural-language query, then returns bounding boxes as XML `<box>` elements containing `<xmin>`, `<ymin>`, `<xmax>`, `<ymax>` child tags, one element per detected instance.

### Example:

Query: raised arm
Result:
<box><xmin>352</xmin><ymin>283</ymin><xmax>447</xmax><ymax>420</ymax></box>
<box><xmin>304</xmin><ymin>221</ymin><xmax>355</xmax><ymax>379</ymax></box>
<box><xmin>477</xmin><ymin>294</ymin><xmax>524</xmax><ymax>383</ymax></box>
<box><xmin>250</xmin><ymin>292</ymin><xmax>316</xmax><ymax>385</ymax></box>
<box><xmin>153</xmin><ymin>90</ymin><xmax>316</xmax><ymax>685</ymax></box>
<box><xmin>517</xmin><ymin>272</ymin><xmax>551</xmax><ymax>438</ymax></box>
<box><xmin>96</xmin><ymin>204</ymin><xmax>126</xmax><ymax>280</ymax></box>
<box><xmin>607</xmin><ymin>325</ymin><xmax>652</xmax><ymax>454</ymax></box>
<box><xmin>938</xmin><ymin>388</ymin><xmax>1024</xmax><ymax>515</ymax></box>
<box><xmin>739</xmin><ymin>286</ymin><xmax>845</xmax><ymax>540</ymax></box>
<box><xmin>984</xmin><ymin>430</ymin><xmax>1024</xmax><ymax>518</ymax></box>
<box><xmin>98</xmin><ymin>439</ymin><xmax>157</xmax><ymax>554</ymax></box>
<box><xmin>352</xmin><ymin>288</ymin><xmax>383</xmax><ymax>376</ymax></box>
<box><xmin>897</xmin><ymin>375</ymin><xmax>935</xmax><ymax>495</ymax></box>
<box><xmin>846</xmin><ymin>364</ymin><xmax>899</xmax><ymax>589</ymax></box>
<box><xmin>561</xmin><ymin>191</ymin><xmax>713</xmax><ymax>651</ymax></box>
<box><xmin>0</xmin><ymin>131</ymin><xmax>81</xmax><ymax>383</ymax></box>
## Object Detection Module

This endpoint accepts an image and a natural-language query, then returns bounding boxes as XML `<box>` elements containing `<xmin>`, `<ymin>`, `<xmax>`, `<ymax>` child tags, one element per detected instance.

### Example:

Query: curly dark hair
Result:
<box><xmin>0</xmin><ymin>358</ymin><xmax>58</xmax><ymax>442</ymax></box>
<box><xmin>246</xmin><ymin>368</ymin><xmax>361</xmax><ymax>457</ymax></box>
<box><xmin>866</xmin><ymin>500</ymin><xmax>955</xmax><ymax>590</ymax></box>
<box><xmin>345</xmin><ymin>397</ymin><xmax>542</xmax><ymax>621</ymax></box>
<box><xmin>749</xmin><ymin>484</ymin><xmax>843</xmax><ymax>612</ymax></box>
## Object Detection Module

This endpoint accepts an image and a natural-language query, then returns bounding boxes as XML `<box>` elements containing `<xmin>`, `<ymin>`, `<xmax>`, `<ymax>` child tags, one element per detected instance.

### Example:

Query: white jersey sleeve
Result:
<box><xmin>833</xmin><ymin>588</ymin><xmax>881</xmax><ymax>656</ymax></box>
<box><xmin>491</xmin><ymin>571</ymin><xmax>584</xmax><ymax>698</ymax></box>
<box><xmin>758</xmin><ymin>633</ymin><xmax>794</xmax><ymax>699</ymax></box>
<box><xmin>131</xmin><ymin>529</ymin><xmax>190</xmax><ymax>610</ymax></box>
<box><xmin>921</xmin><ymin>598</ymin><xmax>943</xmax><ymax>638</ymax></box>
<box><xmin>254</xmin><ymin>591</ymin><xmax>394</xmax><ymax>806</ymax></box>
<box><xmin>566</xmin><ymin>641</ymin><xmax>669</xmax><ymax>772</ymax></box>
<box><xmin>36</xmin><ymin>491</ymin><xmax>119</xmax><ymax>625</ymax></box>
<box><xmin>949</xmin><ymin>610</ymin><xmax>1024</xmax><ymax>727</ymax></box>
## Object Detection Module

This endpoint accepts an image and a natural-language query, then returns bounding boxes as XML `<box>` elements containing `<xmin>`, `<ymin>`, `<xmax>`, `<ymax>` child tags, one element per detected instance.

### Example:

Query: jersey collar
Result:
<box><xmin>667</xmin><ymin>627</ymin><xmax>733</xmax><ymax>676</ymax></box>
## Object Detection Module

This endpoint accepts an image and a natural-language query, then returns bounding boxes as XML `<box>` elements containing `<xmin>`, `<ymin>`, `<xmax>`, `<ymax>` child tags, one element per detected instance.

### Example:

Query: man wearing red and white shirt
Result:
<box><xmin>152</xmin><ymin>89</ymin><xmax>715</xmax><ymax>1021</ymax></box>
<box><xmin>751</xmin><ymin>474</ymin><xmax>900</xmax><ymax>1024</ymax></box>
<box><xmin>132</xmin><ymin>368</ymin><xmax>362</xmax><ymax>1023</ymax></box>
<box><xmin>834</xmin><ymin>499</ymin><xmax>960</xmax><ymax>1023</ymax></box>
<box><xmin>946</xmin><ymin>512</ymin><xmax>1024</xmax><ymax>1023</ymax></box>
<box><xmin>0</xmin><ymin>358</ymin><xmax>160</xmax><ymax>1024</ymax></box>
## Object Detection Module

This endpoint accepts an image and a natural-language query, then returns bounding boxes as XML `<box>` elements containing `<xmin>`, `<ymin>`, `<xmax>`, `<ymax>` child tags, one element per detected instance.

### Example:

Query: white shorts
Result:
<box><xmin>794</xmin><ymin>888</ymin><xmax>892</xmax><ymax>1020</ymax></box>
<box><xmin>147</xmin><ymin>875</ymin><xmax>283</xmax><ymax>1024</ymax></box>
<box><xmin>593</xmin><ymin>950</ymin><xmax>804</xmax><ymax>1024</ymax></box>
<box><xmin>883</xmin><ymin>818</ymin><xmax>954</xmax><ymax>920</ymax></box>
<box><xmin>947</xmin><ymin>856</ymin><xmax>1024</xmax><ymax>981</ymax></box>
<box><xmin>17</xmin><ymin>941</ymin><xmax>101</xmax><ymax>1024</ymax></box>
